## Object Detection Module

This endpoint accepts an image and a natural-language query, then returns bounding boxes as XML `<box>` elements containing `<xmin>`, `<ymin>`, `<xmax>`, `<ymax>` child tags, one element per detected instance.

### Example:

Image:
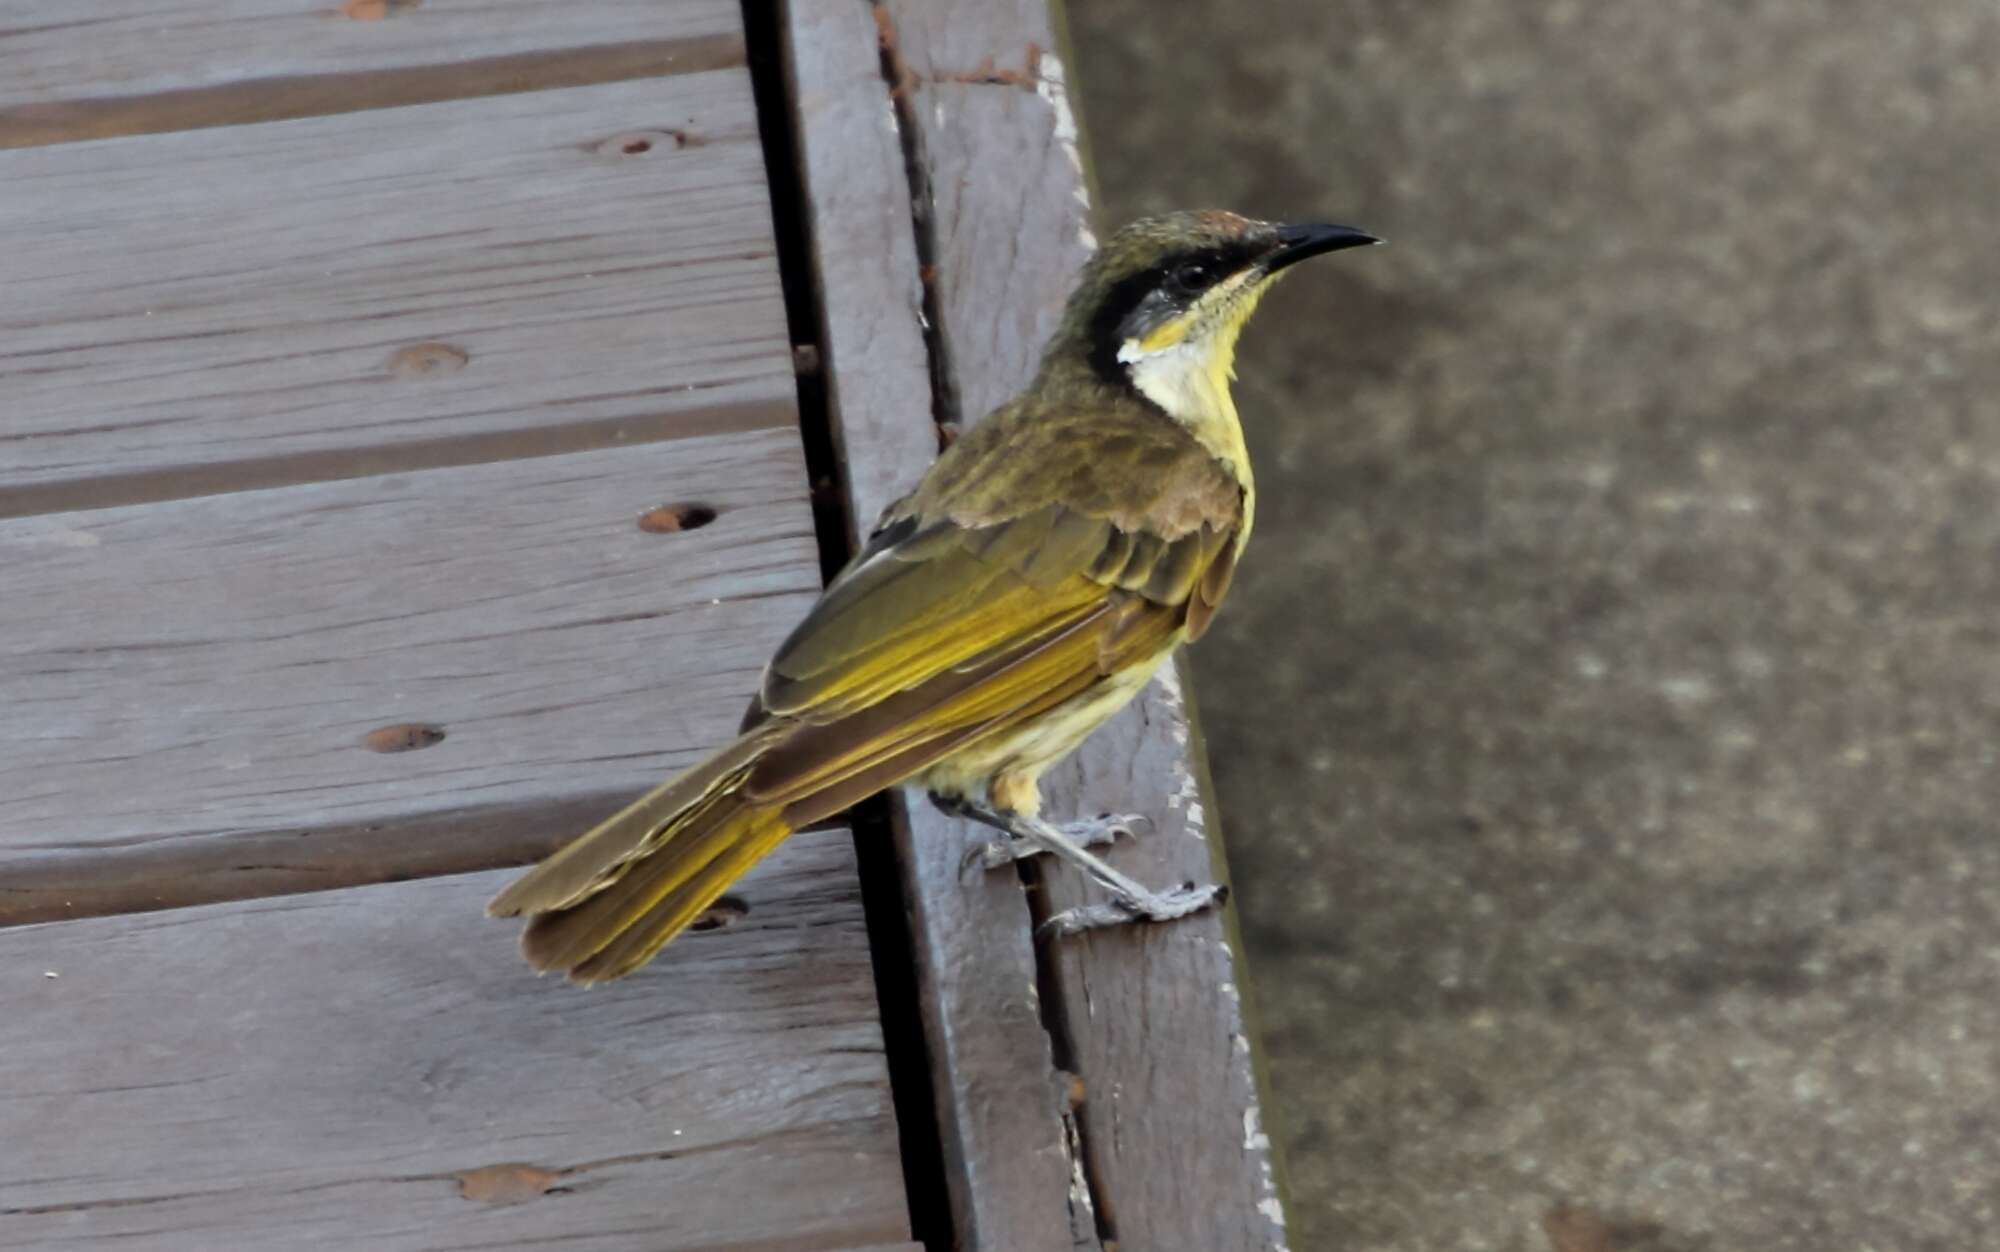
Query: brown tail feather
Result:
<box><xmin>487</xmin><ymin>732</ymin><xmax>793</xmax><ymax>984</ymax></box>
<box><xmin>566</xmin><ymin>808</ymin><xmax>791</xmax><ymax>983</ymax></box>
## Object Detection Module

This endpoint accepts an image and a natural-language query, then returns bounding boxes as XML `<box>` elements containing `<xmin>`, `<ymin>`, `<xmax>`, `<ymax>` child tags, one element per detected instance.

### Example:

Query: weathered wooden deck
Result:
<box><xmin>1</xmin><ymin>3</ymin><xmax>1290</xmax><ymax>1249</ymax></box>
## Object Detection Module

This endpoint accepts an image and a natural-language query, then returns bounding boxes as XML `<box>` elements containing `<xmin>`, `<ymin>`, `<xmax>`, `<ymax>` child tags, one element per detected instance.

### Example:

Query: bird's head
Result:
<box><xmin>1049</xmin><ymin>210</ymin><xmax>1379</xmax><ymax>418</ymax></box>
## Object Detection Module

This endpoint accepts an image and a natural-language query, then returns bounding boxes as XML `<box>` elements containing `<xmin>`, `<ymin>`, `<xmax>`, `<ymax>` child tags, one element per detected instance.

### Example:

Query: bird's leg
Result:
<box><xmin>932</xmin><ymin>791</ymin><xmax>1147</xmax><ymax>872</ymax></box>
<box><xmin>941</xmin><ymin>796</ymin><xmax>1152</xmax><ymax>874</ymax></box>
<box><xmin>936</xmin><ymin>796</ymin><xmax>1225</xmax><ymax>937</ymax></box>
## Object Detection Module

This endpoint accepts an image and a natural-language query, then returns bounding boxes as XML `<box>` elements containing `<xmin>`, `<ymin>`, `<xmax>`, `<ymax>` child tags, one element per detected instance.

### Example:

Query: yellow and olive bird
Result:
<box><xmin>489</xmin><ymin>210</ymin><xmax>1379</xmax><ymax>983</ymax></box>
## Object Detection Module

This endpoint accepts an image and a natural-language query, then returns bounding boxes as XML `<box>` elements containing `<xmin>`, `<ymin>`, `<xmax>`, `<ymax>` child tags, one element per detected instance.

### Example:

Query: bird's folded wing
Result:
<box><xmin>735</xmin><ymin>500</ymin><xmax>1237</xmax><ymax>826</ymax></box>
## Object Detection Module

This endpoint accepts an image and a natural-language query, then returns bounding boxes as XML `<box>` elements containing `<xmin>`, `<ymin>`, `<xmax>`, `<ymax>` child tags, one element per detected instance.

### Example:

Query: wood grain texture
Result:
<box><xmin>0</xmin><ymin>833</ymin><xmax>911</xmax><ymax>1252</ymax></box>
<box><xmin>0</xmin><ymin>1</ymin><xmax>739</xmax><ymax>135</ymax></box>
<box><xmin>781</xmin><ymin>6</ymin><xmax>1091</xmax><ymax>1249</ymax></box>
<box><xmin>0</xmin><ymin>75</ymin><xmax>793</xmax><ymax>510</ymax></box>
<box><xmin>0</xmin><ymin>434</ymin><xmax>821</xmax><ymax>919</ymax></box>
<box><xmin>875</xmin><ymin>2</ymin><xmax>1297</xmax><ymax>1247</ymax></box>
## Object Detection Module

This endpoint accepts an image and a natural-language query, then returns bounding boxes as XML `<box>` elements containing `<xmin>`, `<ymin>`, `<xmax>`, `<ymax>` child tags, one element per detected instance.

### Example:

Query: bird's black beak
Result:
<box><xmin>1264</xmin><ymin>222</ymin><xmax>1381</xmax><ymax>273</ymax></box>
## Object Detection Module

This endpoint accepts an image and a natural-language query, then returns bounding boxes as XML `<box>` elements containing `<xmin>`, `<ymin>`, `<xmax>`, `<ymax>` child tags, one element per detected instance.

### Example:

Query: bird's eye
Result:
<box><xmin>1168</xmin><ymin>262</ymin><xmax>1213</xmax><ymax>295</ymax></box>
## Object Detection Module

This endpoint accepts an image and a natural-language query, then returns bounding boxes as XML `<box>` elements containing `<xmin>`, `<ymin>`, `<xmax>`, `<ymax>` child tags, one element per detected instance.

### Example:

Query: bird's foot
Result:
<box><xmin>960</xmin><ymin>813</ymin><xmax>1150</xmax><ymax>878</ymax></box>
<box><xmin>1039</xmin><ymin>880</ymin><xmax>1229</xmax><ymax>939</ymax></box>
<box><xmin>935</xmin><ymin>797</ymin><xmax>1221</xmax><ymax>936</ymax></box>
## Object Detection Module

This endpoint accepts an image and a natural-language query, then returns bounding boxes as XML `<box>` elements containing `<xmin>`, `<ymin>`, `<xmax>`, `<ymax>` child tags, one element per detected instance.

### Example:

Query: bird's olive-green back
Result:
<box><xmin>755</xmin><ymin>383</ymin><xmax>1243</xmax><ymax>726</ymax></box>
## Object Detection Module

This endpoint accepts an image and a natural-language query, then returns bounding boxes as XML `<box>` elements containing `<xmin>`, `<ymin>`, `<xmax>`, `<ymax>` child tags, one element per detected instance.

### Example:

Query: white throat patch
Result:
<box><xmin>1118</xmin><ymin>336</ymin><xmax>1223</xmax><ymax>424</ymax></box>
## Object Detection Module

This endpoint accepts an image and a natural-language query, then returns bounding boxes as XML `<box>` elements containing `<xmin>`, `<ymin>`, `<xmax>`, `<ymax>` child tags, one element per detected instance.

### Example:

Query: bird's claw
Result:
<box><xmin>959</xmin><ymin>837</ymin><xmax>1019</xmax><ymax>881</ymax></box>
<box><xmin>1070</xmin><ymin>812</ymin><xmax>1153</xmax><ymax>841</ymax></box>
<box><xmin>1037</xmin><ymin>881</ymin><xmax>1229</xmax><ymax>939</ymax></box>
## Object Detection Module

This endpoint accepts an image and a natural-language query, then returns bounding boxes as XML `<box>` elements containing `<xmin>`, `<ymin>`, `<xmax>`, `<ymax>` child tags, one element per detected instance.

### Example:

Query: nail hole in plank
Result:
<box><xmin>637</xmin><ymin>503</ymin><xmax>717</xmax><ymax>533</ymax></box>
<box><xmin>690</xmin><ymin>896</ymin><xmax>749</xmax><ymax>931</ymax></box>
<box><xmin>387</xmin><ymin>342</ymin><xmax>470</xmax><ymax>380</ymax></box>
<box><xmin>342</xmin><ymin>0</ymin><xmax>421</xmax><ymax>19</ymax></box>
<box><xmin>595</xmin><ymin>130</ymin><xmax>698</xmax><ymax>157</ymax></box>
<box><xmin>364</xmin><ymin>723</ymin><xmax>447</xmax><ymax>753</ymax></box>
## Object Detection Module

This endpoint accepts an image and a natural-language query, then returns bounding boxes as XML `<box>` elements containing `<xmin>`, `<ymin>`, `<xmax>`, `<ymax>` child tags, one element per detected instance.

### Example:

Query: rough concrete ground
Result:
<box><xmin>1065</xmin><ymin>3</ymin><xmax>2000</xmax><ymax>1248</ymax></box>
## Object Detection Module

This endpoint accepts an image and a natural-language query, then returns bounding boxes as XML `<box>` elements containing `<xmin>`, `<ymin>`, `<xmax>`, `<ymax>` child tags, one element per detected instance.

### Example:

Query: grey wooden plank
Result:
<box><xmin>0</xmin><ymin>0</ymin><xmax>740</xmax><ymax>127</ymax></box>
<box><xmin>876</xmin><ymin>0</ymin><xmax>1103</xmax><ymax>421</ymax></box>
<box><xmin>0</xmin><ymin>432</ymin><xmax>820</xmax><ymax>919</ymax></box>
<box><xmin>783</xmin><ymin>4</ymin><xmax>1095</xmax><ymax>1250</ymax></box>
<box><xmin>874</xmin><ymin>2</ymin><xmax>1297</xmax><ymax>1247</ymax></box>
<box><xmin>0</xmin><ymin>831</ymin><xmax>911</xmax><ymax>1252</ymax></box>
<box><xmin>779</xmin><ymin>1</ymin><xmax>935</xmax><ymax>543</ymax></box>
<box><xmin>1035</xmin><ymin>664</ymin><xmax>1295</xmax><ymax>1251</ymax></box>
<box><xmin>0</xmin><ymin>75</ymin><xmax>794</xmax><ymax>510</ymax></box>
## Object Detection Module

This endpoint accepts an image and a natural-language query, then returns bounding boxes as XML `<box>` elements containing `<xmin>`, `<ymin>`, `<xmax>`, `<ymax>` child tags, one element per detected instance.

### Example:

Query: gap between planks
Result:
<box><xmin>0</xmin><ymin>777</ymin><xmax>841</xmax><ymax>928</ymax></box>
<box><xmin>0</xmin><ymin>399</ymin><xmax>795</xmax><ymax>522</ymax></box>
<box><xmin>0</xmin><ymin>34</ymin><xmax>746</xmax><ymax>150</ymax></box>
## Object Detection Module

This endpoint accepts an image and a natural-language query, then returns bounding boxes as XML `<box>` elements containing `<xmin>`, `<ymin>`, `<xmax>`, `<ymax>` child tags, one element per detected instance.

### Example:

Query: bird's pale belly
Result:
<box><xmin>916</xmin><ymin>634</ymin><xmax>1184</xmax><ymax>816</ymax></box>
